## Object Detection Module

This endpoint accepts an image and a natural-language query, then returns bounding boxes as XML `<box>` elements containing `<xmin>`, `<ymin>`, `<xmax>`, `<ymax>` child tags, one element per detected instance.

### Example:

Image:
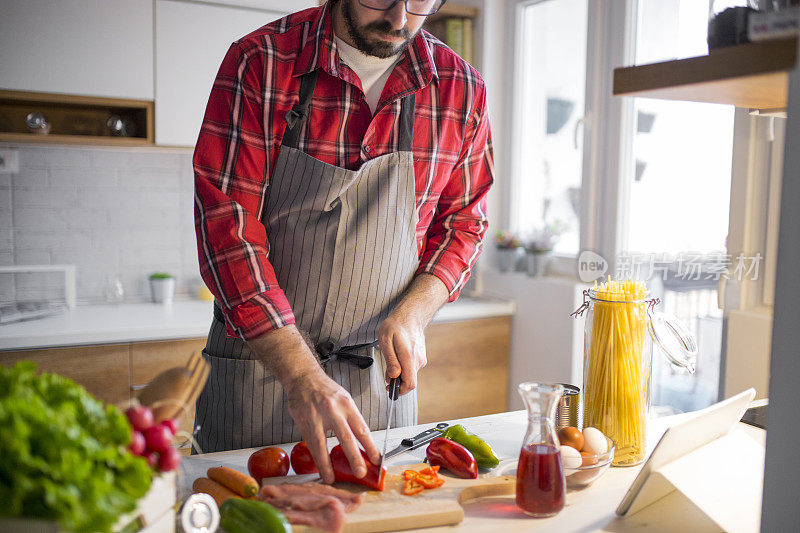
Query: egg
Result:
<box><xmin>582</xmin><ymin>427</ymin><xmax>608</xmax><ymax>455</ymax></box>
<box><xmin>557</xmin><ymin>426</ymin><xmax>585</xmax><ymax>451</ymax></box>
<box><xmin>580</xmin><ymin>451</ymin><xmax>599</xmax><ymax>467</ymax></box>
<box><xmin>560</xmin><ymin>445</ymin><xmax>582</xmax><ymax>469</ymax></box>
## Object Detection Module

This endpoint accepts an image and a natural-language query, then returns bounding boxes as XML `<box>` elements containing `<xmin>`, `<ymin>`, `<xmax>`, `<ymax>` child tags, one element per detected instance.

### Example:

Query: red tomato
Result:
<box><xmin>248</xmin><ymin>447</ymin><xmax>289</xmax><ymax>483</ymax></box>
<box><xmin>290</xmin><ymin>441</ymin><xmax>318</xmax><ymax>475</ymax></box>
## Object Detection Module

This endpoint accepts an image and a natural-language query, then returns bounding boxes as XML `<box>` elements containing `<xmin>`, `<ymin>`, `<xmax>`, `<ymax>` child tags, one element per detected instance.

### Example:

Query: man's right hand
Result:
<box><xmin>247</xmin><ymin>324</ymin><xmax>380</xmax><ymax>484</ymax></box>
<box><xmin>284</xmin><ymin>368</ymin><xmax>381</xmax><ymax>484</ymax></box>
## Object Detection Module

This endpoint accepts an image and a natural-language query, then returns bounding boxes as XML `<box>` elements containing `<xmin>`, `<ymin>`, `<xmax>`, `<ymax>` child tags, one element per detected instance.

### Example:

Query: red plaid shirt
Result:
<box><xmin>194</xmin><ymin>3</ymin><xmax>494</xmax><ymax>341</ymax></box>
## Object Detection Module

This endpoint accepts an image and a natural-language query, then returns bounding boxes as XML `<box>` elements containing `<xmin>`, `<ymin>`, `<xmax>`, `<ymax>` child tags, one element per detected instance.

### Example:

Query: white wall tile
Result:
<box><xmin>5</xmin><ymin>145</ymin><xmax>198</xmax><ymax>301</ymax></box>
<box><xmin>119</xmin><ymin>169</ymin><xmax>181</xmax><ymax>190</ymax></box>
<box><xmin>12</xmin><ymin>168</ymin><xmax>48</xmax><ymax>187</ymax></box>
<box><xmin>15</xmin><ymin>249</ymin><xmax>51</xmax><ymax>264</ymax></box>
<box><xmin>14</xmin><ymin>187</ymin><xmax>80</xmax><ymax>208</ymax></box>
<box><xmin>50</xmin><ymin>168</ymin><xmax>118</xmax><ymax>188</ymax></box>
<box><xmin>19</xmin><ymin>146</ymin><xmax>92</xmax><ymax>169</ymax></box>
<box><xmin>14</xmin><ymin>207</ymin><xmax>69</xmax><ymax>229</ymax></box>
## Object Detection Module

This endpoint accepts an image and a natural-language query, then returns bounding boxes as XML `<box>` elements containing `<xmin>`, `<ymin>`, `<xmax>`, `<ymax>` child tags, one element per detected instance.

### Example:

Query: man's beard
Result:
<box><xmin>340</xmin><ymin>0</ymin><xmax>415</xmax><ymax>58</ymax></box>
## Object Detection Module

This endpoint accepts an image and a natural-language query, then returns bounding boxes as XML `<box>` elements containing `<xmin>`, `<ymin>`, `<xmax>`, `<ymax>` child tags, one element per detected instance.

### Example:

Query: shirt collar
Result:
<box><xmin>293</xmin><ymin>2</ymin><xmax>439</xmax><ymax>90</ymax></box>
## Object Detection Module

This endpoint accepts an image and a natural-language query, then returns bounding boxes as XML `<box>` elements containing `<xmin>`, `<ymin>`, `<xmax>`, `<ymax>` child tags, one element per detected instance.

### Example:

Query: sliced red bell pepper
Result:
<box><xmin>426</xmin><ymin>437</ymin><xmax>478</xmax><ymax>479</ymax></box>
<box><xmin>329</xmin><ymin>444</ymin><xmax>386</xmax><ymax>491</ymax></box>
<box><xmin>402</xmin><ymin>478</ymin><xmax>426</xmax><ymax>495</ymax></box>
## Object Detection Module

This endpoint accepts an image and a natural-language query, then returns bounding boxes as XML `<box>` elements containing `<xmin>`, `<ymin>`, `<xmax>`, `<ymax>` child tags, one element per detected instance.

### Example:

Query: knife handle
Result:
<box><xmin>400</xmin><ymin>422</ymin><xmax>449</xmax><ymax>447</ymax></box>
<box><xmin>388</xmin><ymin>377</ymin><xmax>401</xmax><ymax>401</ymax></box>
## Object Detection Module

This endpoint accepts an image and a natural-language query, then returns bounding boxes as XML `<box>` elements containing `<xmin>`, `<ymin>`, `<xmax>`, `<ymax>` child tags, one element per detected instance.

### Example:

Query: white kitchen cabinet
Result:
<box><xmin>0</xmin><ymin>0</ymin><xmax>154</xmax><ymax>100</ymax></box>
<box><xmin>155</xmin><ymin>0</ymin><xmax>314</xmax><ymax>147</ymax></box>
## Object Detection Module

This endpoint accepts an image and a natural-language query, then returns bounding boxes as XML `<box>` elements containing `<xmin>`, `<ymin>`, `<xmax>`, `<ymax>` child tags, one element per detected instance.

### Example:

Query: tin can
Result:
<box><xmin>555</xmin><ymin>383</ymin><xmax>581</xmax><ymax>430</ymax></box>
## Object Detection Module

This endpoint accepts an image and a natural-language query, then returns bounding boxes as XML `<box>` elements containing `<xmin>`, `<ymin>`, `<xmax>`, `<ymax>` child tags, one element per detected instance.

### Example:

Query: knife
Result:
<box><xmin>384</xmin><ymin>422</ymin><xmax>449</xmax><ymax>460</ymax></box>
<box><xmin>379</xmin><ymin>377</ymin><xmax>401</xmax><ymax>472</ymax></box>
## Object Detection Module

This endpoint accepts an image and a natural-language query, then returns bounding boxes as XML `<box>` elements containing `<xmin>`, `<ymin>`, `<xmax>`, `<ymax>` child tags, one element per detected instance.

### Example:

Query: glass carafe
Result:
<box><xmin>516</xmin><ymin>382</ymin><xmax>565</xmax><ymax>517</ymax></box>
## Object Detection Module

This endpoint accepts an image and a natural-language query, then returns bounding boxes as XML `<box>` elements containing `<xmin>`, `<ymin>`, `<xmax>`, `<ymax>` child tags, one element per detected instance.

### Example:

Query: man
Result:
<box><xmin>193</xmin><ymin>0</ymin><xmax>493</xmax><ymax>484</ymax></box>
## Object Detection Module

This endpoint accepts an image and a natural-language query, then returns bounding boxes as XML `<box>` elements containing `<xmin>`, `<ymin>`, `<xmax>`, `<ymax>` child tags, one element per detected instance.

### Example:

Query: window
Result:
<box><xmin>620</xmin><ymin>0</ymin><xmax>736</xmax><ymax>412</ymax></box>
<box><xmin>509</xmin><ymin>0</ymin><xmax>588</xmax><ymax>255</ymax></box>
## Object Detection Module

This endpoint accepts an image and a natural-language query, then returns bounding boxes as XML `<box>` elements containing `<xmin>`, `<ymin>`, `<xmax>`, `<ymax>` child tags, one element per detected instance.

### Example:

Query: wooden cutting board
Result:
<box><xmin>263</xmin><ymin>463</ymin><xmax>516</xmax><ymax>533</ymax></box>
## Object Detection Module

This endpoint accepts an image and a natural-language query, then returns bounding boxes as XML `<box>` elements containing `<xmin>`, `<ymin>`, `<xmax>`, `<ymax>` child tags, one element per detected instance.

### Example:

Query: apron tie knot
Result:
<box><xmin>315</xmin><ymin>340</ymin><xmax>377</xmax><ymax>370</ymax></box>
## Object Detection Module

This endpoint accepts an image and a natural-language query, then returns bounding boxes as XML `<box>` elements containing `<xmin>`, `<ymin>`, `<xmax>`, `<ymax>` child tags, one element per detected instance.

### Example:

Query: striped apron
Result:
<box><xmin>195</xmin><ymin>70</ymin><xmax>419</xmax><ymax>453</ymax></box>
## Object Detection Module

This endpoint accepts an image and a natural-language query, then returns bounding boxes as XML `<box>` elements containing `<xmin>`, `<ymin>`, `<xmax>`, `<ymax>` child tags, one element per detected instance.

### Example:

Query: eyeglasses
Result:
<box><xmin>357</xmin><ymin>0</ymin><xmax>447</xmax><ymax>17</ymax></box>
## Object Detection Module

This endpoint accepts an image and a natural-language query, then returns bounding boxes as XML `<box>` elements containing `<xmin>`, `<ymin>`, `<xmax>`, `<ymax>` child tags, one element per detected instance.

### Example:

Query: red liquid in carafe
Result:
<box><xmin>515</xmin><ymin>444</ymin><xmax>565</xmax><ymax>517</ymax></box>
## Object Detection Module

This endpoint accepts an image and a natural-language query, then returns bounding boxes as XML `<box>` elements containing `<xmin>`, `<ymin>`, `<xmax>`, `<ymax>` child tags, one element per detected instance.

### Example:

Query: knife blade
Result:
<box><xmin>384</xmin><ymin>422</ymin><xmax>449</xmax><ymax>460</ymax></box>
<box><xmin>379</xmin><ymin>377</ymin><xmax>401</xmax><ymax>472</ymax></box>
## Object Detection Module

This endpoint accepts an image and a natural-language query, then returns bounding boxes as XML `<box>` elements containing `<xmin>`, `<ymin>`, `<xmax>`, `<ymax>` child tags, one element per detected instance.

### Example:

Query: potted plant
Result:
<box><xmin>524</xmin><ymin>222</ymin><xmax>567</xmax><ymax>277</ymax></box>
<box><xmin>495</xmin><ymin>230</ymin><xmax>523</xmax><ymax>272</ymax></box>
<box><xmin>149</xmin><ymin>272</ymin><xmax>176</xmax><ymax>304</ymax></box>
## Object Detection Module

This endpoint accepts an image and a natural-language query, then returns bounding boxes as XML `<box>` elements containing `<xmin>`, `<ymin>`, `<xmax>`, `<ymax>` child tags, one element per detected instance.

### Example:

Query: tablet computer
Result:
<box><xmin>616</xmin><ymin>388</ymin><xmax>756</xmax><ymax>516</ymax></box>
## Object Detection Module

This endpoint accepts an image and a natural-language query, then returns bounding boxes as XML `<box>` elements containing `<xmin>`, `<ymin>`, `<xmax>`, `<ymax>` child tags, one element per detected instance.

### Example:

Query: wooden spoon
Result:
<box><xmin>137</xmin><ymin>366</ymin><xmax>192</xmax><ymax>422</ymax></box>
<box><xmin>137</xmin><ymin>352</ymin><xmax>209</xmax><ymax>423</ymax></box>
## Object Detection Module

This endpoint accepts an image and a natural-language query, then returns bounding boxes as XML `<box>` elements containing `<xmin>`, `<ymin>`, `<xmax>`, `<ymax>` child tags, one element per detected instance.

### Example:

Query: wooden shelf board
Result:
<box><xmin>0</xmin><ymin>89</ymin><xmax>155</xmax><ymax>145</ymax></box>
<box><xmin>436</xmin><ymin>3</ymin><xmax>479</xmax><ymax>19</ymax></box>
<box><xmin>614</xmin><ymin>38</ymin><xmax>797</xmax><ymax>109</ymax></box>
<box><xmin>0</xmin><ymin>132</ymin><xmax>153</xmax><ymax>146</ymax></box>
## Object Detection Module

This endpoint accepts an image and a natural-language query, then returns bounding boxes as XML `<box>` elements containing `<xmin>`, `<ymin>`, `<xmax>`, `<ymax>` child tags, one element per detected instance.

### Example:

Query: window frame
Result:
<box><xmin>502</xmin><ymin>0</ymin><xmax>638</xmax><ymax>277</ymax></box>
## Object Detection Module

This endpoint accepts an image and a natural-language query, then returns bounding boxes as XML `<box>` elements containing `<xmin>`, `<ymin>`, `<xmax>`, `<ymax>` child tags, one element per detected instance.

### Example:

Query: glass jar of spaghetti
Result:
<box><xmin>571</xmin><ymin>280</ymin><xmax>697</xmax><ymax>466</ymax></box>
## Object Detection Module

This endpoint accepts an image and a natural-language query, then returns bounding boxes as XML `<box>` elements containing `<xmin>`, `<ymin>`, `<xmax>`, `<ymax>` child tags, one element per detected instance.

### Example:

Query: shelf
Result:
<box><xmin>613</xmin><ymin>38</ymin><xmax>797</xmax><ymax>110</ymax></box>
<box><xmin>435</xmin><ymin>3</ymin><xmax>479</xmax><ymax>19</ymax></box>
<box><xmin>0</xmin><ymin>90</ymin><xmax>154</xmax><ymax>145</ymax></box>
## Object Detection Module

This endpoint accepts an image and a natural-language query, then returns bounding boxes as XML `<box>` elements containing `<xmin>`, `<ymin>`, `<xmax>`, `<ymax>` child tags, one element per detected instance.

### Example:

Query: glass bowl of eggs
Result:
<box><xmin>558</xmin><ymin>426</ymin><xmax>615</xmax><ymax>488</ymax></box>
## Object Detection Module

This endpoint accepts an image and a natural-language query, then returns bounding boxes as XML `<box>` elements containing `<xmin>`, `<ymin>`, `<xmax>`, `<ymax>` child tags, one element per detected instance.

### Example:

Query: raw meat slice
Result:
<box><xmin>259</xmin><ymin>482</ymin><xmax>362</xmax><ymax>533</ymax></box>
<box><xmin>264</xmin><ymin>482</ymin><xmax>364</xmax><ymax>511</ymax></box>
<box><xmin>280</xmin><ymin>500</ymin><xmax>346</xmax><ymax>533</ymax></box>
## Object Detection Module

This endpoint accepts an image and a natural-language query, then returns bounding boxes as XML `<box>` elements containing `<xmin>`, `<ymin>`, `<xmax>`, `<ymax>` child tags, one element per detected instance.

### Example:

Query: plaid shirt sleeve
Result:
<box><xmin>194</xmin><ymin>42</ymin><xmax>296</xmax><ymax>340</ymax></box>
<box><xmin>417</xmin><ymin>85</ymin><xmax>493</xmax><ymax>301</ymax></box>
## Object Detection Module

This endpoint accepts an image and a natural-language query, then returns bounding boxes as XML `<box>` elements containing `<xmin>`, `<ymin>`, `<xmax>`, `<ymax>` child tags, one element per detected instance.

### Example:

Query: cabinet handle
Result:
<box><xmin>131</xmin><ymin>383</ymin><xmax>149</xmax><ymax>391</ymax></box>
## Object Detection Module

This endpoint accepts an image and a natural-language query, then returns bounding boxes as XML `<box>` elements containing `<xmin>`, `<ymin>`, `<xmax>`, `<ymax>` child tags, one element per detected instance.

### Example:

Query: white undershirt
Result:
<box><xmin>334</xmin><ymin>36</ymin><xmax>402</xmax><ymax>115</ymax></box>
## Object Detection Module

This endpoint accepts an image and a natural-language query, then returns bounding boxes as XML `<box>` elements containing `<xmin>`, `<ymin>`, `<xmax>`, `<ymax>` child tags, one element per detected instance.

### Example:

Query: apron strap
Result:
<box><xmin>398</xmin><ymin>92</ymin><xmax>416</xmax><ymax>152</ymax></box>
<box><xmin>213</xmin><ymin>301</ymin><xmax>376</xmax><ymax>369</ymax></box>
<box><xmin>283</xmin><ymin>69</ymin><xmax>320</xmax><ymax>149</ymax></box>
<box><xmin>284</xmin><ymin>68</ymin><xmax>416</xmax><ymax>153</ymax></box>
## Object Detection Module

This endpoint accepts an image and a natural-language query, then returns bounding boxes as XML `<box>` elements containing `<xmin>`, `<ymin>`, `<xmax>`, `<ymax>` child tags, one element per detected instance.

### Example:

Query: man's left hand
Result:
<box><xmin>377</xmin><ymin>273</ymin><xmax>450</xmax><ymax>396</ymax></box>
<box><xmin>378</xmin><ymin>312</ymin><xmax>427</xmax><ymax>396</ymax></box>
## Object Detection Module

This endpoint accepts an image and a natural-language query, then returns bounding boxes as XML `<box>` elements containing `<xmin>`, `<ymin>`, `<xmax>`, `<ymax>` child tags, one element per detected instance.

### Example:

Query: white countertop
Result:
<box><xmin>0</xmin><ymin>297</ymin><xmax>515</xmax><ymax>351</ymax></box>
<box><xmin>181</xmin><ymin>410</ymin><xmax>764</xmax><ymax>532</ymax></box>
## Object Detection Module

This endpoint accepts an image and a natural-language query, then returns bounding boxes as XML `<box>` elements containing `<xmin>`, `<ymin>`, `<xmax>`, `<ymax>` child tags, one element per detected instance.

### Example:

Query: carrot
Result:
<box><xmin>207</xmin><ymin>466</ymin><xmax>259</xmax><ymax>497</ymax></box>
<box><xmin>193</xmin><ymin>477</ymin><xmax>240</xmax><ymax>506</ymax></box>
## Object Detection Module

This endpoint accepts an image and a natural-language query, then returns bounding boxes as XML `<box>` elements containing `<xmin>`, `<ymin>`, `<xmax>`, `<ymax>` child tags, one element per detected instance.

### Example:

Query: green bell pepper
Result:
<box><xmin>220</xmin><ymin>498</ymin><xmax>292</xmax><ymax>533</ymax></box>
<box><xmin>439</xmin><ymin>424</ymin><xmax>500</xmax><ymax>469</ymax></box>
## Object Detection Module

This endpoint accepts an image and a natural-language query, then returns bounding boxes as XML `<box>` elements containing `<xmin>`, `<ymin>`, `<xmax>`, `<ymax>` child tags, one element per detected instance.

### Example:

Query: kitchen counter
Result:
<box><xmin>0</xmin><ymin>297</ymin><xmax>515</xmax><ymax>351</ymax></box>
<box><xmin>181</xmin><ymin>410</ymin><xmax>764</xmax><ymax>532</ymax></box>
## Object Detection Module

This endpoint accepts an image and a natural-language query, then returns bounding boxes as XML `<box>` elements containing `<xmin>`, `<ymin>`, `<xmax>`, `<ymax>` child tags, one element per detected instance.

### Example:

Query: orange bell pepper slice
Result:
<box><xmin>403</xmin><ymin>478</ymin><xmax>425</xmax><ymax>495</ymax></box>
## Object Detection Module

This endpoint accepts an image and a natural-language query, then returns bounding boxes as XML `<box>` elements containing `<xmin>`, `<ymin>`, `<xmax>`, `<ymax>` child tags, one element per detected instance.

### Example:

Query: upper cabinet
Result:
<box><xmin>155</xmin><ymin>0</ymin><xmax>304</xmax><ymax>146</ymax></box>
<box><xmin>0</xmin><ymin>0</ymin><xmax>154</xmax><ymax>100</ymax></box>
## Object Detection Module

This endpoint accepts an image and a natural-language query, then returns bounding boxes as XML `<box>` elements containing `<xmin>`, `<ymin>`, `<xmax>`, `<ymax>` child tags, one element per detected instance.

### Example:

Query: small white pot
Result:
<box><xmin>150</xmin><ymin>277</ymin><xmax>176</xmax><ymax>304</ymax></box>
<box><xmin>496</xmin><ymin>248</ymin><xmax>518</xmax><ymax>272</ymax></box>
<box><xmin>526</xmin><ymin>252</ymin><xmax>552</xmax><ymax>277</ymax></box>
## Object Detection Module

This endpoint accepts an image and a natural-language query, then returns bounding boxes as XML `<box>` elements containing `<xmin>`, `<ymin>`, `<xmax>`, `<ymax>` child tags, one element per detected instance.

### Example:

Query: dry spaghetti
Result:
<box><xmin>584</xmin><ymin>279</ymin><xmax>650</xmax><ymax>465</ymax></box>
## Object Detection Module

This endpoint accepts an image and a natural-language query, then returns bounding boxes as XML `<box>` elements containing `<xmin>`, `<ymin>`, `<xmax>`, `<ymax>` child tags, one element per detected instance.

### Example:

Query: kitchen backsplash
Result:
<box><xmin>0</xmin><ymin>143</ymin><xmax>201</xmax><ymax>304</ymax></box>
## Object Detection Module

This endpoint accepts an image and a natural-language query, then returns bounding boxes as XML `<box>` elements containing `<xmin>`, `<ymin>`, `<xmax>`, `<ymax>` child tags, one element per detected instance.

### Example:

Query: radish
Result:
<box><xmin>125</xmin><ymin>406</ymin><xmax>154</xmax><ymax>432</ymax></box>
<box><xmin>158</xmin><ymin>447</ymin><xmax>181</xmax><ymax>472</ymax></box>
<box><xmin>129</xmin><ymin>430</ymin><xmax>146</xmax><ymax>456</ymax></box>
<box><xmin>144</xmin><ymin>424</ymin><xmax>173</xmax><ymax>453</ymax></box>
